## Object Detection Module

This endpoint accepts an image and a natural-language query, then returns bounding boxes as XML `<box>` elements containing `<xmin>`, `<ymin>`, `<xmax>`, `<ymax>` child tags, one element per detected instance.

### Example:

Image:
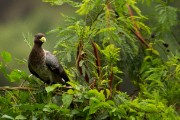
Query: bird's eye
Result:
<box><xmin>37</xmin><ymin>36</ymin><xmax>42</xmax><ymax>39</ymax></box>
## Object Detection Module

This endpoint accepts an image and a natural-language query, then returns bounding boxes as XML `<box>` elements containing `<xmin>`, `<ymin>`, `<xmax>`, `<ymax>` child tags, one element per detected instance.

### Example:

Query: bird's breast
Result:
<box><xmin>29</xmin><ymin>48</ymin><xmax>51</xmax><ymax>82</ymax></box>
<box><xmin>33</xmin><ymin>65</ymin><xmax>49</xmax><ymax>77</ymax></box>
<box><xmin>29</xmin><ymin>48</ymin><xmax>45</xmax><ymax>65</ymax></box>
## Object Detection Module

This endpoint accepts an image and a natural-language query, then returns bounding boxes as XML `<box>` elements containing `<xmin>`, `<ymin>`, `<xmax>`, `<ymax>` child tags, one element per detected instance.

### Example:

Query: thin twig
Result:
<box><xmin>0</xmin><ymin>86</ymin><xmax>37</xmax><ymax>91</ymax></box>
<box><xmin>126</xmin><ymin>4</ymin><xmax>149</xmax><ymax>48</ymax></box>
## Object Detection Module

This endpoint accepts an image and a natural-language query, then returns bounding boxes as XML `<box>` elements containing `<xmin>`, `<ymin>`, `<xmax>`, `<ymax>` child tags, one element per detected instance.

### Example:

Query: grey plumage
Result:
<box><xmin>28</xmin><ymin>33</ymin><xmax>69</xmax><ymax>84</ymax></box>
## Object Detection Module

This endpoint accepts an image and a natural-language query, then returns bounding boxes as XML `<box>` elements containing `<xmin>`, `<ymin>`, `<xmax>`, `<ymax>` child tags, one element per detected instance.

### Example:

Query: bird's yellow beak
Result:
<box><xmin>40</xmin><ymin>37</ymin><xmax>46</xmax><ymax>43</ymax></box>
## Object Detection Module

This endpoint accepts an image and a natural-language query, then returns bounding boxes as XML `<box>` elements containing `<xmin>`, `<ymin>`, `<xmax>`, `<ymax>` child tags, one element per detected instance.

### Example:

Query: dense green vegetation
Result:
<box><xmin>0</xmin><ymin>0</ymin><xmax>180</xmax><ymax>119</ymax></box>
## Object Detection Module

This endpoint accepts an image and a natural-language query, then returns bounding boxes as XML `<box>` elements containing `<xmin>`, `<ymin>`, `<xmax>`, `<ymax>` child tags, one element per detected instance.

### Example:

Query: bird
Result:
<box><xmin>28</xmin><ymin>33</ymin><xmax>70</xmax><ymax>85</ymax></box>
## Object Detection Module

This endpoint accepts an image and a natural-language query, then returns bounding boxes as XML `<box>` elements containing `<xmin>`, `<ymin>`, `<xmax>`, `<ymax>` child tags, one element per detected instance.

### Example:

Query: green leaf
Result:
<box><xmin>67</xmin><ymin>51</ymin><xmax>72</xmax><ymax>62</ymax></box>
<box><xmin>71</xmin><ymin>109</ymin><xmax>80</xmax><ymax>115</ymax></box>
<box><xmin>146</xmin><ymin>48</ymin><xmax>159</xmax><ymax>56</ymax></box>
<box><xmin>144</xmin><ymin>56</ymin><xmax>152</xmax><ymax>61</ymax></box>
<box><xmin>76</xmin><ymin>0</ymin><xmax>99</xmax><ymax>15</ymax></box>
<box><xmin>8</xmin><ymin>69</ymin><xmax>25</xmax><ymax>82</ymax></box>
<box><xmin>15</xmin><ymin>115</ymin><xmax>26</xmax><ymax>120</ymax></box>
<box><xmin>88</xmin><ymin>89</ymin><xmax>105</xmax><ymax>102</ymax></box>
<box><xmin>101</xmin><ymin>44</ymin><xmax>120</xmax><ymax>64</ymax></box>
<box><xmin>62</xmin><ymin>94</ymin><xmax>73</xmax><ymax>108</ymax></box>
<box><xmin>43</xmin><ymin>0</ymin><xmax>63</xmax><ymax>5</ymax></box>
<box><xmin>1</xmin><ymin>114</ymin><xmax>14</xmax><ymax>120</ymax></box>
<box><xmin>67</xmin><ymin>82</ymin><xmax>81</xmax><ymax>90</ymax></box>
<box><xmin>19</xmin><ymin>103</ymin><xmax>44</xmax><ymax>111</ymax></box>
<box><xmin>42</xmin><ymin>0</ymin><xmax>80</xmax><ymax>7</ymax></box>
<box><xmin>100</xmin><ymin>80</ymin><xmax>109</xmax><ymax>86</ymax></box>
<box><xmin>79</xmin><ymin>60</ymin><xmax>84</xmax><ymax>67</ymax></box>
<box><xmin>106</xmin><ymin>89</ymin><xmax>111</xmax><ymax>98</ymax></box>
<box><xmin>97</xmin><ymin>27</ymin><xmax>116</xmax><ymax>34</ymax></box>
<box><xmin>43</xmin><ymin>103</ymin><xmax>59</xmax><ymax>112</ymax></box>
<box><xmin>141</xmin><ymin>104</ymin><xmax>158</xmax><ymax>112</ymax></box>
<box><xmin>1</xmin><ymin>51</ymin><xmax>12</xmax><ymax>62</ymax></box>
<box><xmin>89</xmin><ymin>97</ymin><xmax>100</xmax><ymax>115</ymax></box>
<box><xmin>43</xmin><ymin>107</ymin><xmax>51</xmax><ymax>112</ymax></box>
<box><xmin>83</xmin><ymin>106</ymin><xmax>90</xmax><ymax>112</ymax></box>
<box><xmin>67</xmin><ymin>89</ymin><xmax>74</xmax><ymax>94</ymax></box>
<box><xmin>45</xmin><ymin>84</ymin><xmax>63</xmax><ymax>93</ymax></box>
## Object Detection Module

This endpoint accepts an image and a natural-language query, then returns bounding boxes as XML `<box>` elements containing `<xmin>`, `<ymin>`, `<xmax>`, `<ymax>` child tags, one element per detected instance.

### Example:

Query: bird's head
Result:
<box><xmin>34</xmin><ymin>33</ymin><xmax>46</xmax><ymax>46</ymax></box>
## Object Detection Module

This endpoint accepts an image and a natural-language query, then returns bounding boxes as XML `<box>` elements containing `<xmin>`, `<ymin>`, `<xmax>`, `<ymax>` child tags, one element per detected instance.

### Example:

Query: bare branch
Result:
<box><xmin>0</xmin><ymin>86</ymin><xmax>37</xmax><ymax>91</ymax></box>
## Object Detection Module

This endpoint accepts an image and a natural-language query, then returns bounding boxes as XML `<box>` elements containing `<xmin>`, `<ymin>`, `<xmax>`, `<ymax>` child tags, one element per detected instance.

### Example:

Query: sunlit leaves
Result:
<box><xmin>87</xmin><ymin>89</ymin><xmax>106</xmax><ymax>102</ymax></box>
<box><xmin>42</xmin><ymin>0</ymin><xmax>80</xmax><ymax>7</ymax></box>
<box><xmin>127</xmin><ymin>0</ymin><xmax>144</xmax><ymax>17</ymax></box>
<box><xmin>43</xmin><ymin>103</ymin><xmax>59</xmax><ymax>112</ymax></box>
<box><xmin>1</xmin><ymin>115</ymin><xmax>14</xmax><ymax>120</ymax></box>
<box><xmin>22</xmin><ymin>32</ymin><xmax>33</xmax><ymax>49</ymax></box>
<box><xmin>44</xmin><ymin>0</ymin><xmax>64</xmax><ymax>5</ymax></box>
<box><xmin>45</xmin><ymin>84</ymin><xmax>63</xmax><ymax>93</ymax></box>
<box><xmin>146</xmin><ymin>47</ymin><xmax>160</xmax><ymax>56</ymax></box>
<box><xmin>62</xmin><ymin>94</ymin><xmax>73</xmax><ymax>108</ymax></box>
<box><xmin>140</xmin><ymin>53</ymin><xmax>180</xmax><ymax>108</ymax></box>
<box><xmin>76</xmin><ymin>0</ymin><xmax>101</xmax><ymax>15</ymax></box>
<box><xmin>15</xmin><ymin>115</ymin><xmax>26</xmax><ymax>120</ymax></box>
<box><xmin>101</xmin><ymin>44</ymin><xmax>120</xmax><ymax>64</ymax></box>
<box><xmin>97</xmin><ymin>27</ymin><xmax>116</xmax><ymax>35</ymax></box>
<box><xmin>8</xmin><ymin>69</ymin><xmax>25</xmax><ymax>82</ymax></box>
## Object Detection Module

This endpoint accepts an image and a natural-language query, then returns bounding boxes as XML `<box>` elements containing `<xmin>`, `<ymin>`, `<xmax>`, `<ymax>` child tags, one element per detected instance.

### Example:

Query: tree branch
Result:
<box><xmin>0</xmin><ymin>86</ymin><xmax>37</xmax><ymax>91</ymax></box>
<box><xmin>126</xmin><ymin>4</ymin><xmax>149</xmax><ymax>48</ymax></box>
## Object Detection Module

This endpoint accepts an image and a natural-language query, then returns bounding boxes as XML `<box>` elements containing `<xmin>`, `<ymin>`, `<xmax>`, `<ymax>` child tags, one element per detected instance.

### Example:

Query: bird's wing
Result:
<box><xmin>28</xmin><ymin>62</ymin><xmax>41</xmax><ymax>79</ymax></box>
<box><xmin>45</xmin><ymin>51</ymin><xmax>63</xmax><ymax>74</ymax></box>
<box><xmin>28</xmin><ymin>59</ymin><xmax>52</xmax><ymax>84</ymax></box>
<box><xmin>45</xmin><ymin>51</ymin><xmax>69</xmax><ymax>83</ymax></box>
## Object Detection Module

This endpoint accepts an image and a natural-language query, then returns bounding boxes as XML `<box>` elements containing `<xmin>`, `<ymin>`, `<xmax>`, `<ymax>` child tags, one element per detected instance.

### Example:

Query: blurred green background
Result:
<box><xmin>0</xmin><ymin>0</ymin><xmax>76</xmax><ymax>85</ymax></box>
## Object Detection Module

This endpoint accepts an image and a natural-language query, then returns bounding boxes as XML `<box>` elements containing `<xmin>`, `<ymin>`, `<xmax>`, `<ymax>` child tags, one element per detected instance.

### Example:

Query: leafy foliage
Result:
<box><xmin>0</xmin><ymin>0</ymin><xmax>180</xmax><ymax>119</ymax></box>
<box><xmin>155</xmin><ymin>2</ymin><xmax>178</xmax><ymax>33</ymax></box>
<box><xmin>140</xmin><ymin>52</ymin><xmax>180</xmax><ymax>107</ymax></box>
